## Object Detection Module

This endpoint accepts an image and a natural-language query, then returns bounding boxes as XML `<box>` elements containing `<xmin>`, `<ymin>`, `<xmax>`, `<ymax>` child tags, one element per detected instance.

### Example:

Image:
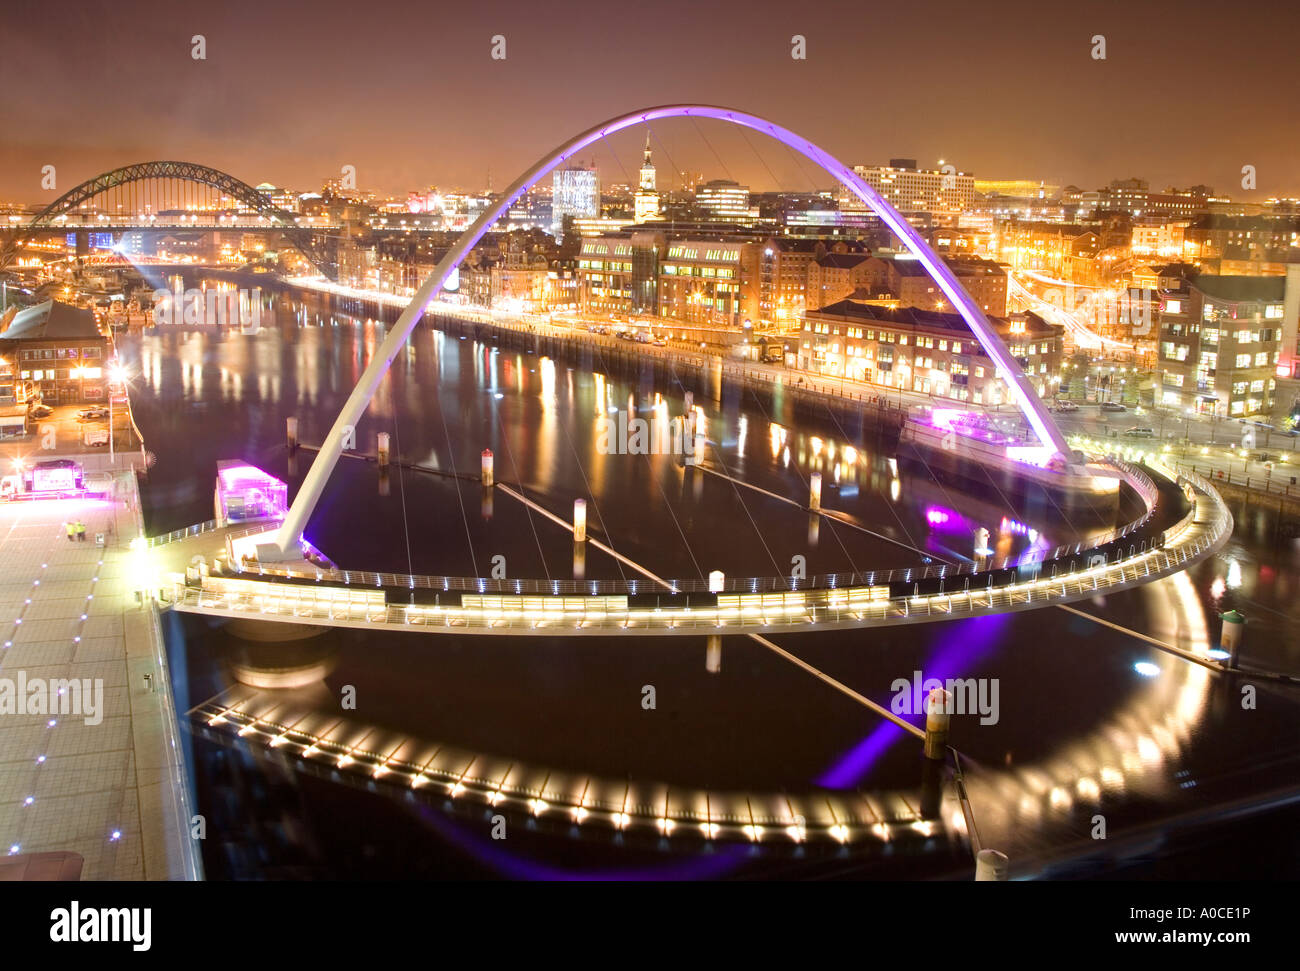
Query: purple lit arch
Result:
<box><xmin>269</xmin><ymin>105</ymin><xmax>1069</xmax><ymax>556</ymax></box>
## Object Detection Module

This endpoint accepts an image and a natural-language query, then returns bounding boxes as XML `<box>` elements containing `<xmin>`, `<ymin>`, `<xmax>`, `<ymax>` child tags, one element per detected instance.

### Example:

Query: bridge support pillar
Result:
<box><xmin>481</xmin><ymin>449</ymin><xmax>494</xmax><ymax>487</ymax></box>
<box><xmin>377</xmin><ymin>432</ymin><xmax>390</xmax><ymax>467</ymax></box>
<box><xmin>573</xmin><ymin>499</ymin><xmax>587</xmax><ymax>542</ymax></box>
<box><xmin>682</xmin><ymin>410</ymin><xmax>697</xmax><ymax>466</ymax></box>
<box><xmin>1220</xmin><ymin>609</ymin><xmax>1244</xmax><ymax>668</ymax></box>
<box><xmin>286</xmin><ymin>417</ymin><xmax>298</xmax><ymax>453</ymax></box>
<box><xmin>809</xmin><ymin>472</ymin><xmax>822</xmax><ymax>512</ymax></box>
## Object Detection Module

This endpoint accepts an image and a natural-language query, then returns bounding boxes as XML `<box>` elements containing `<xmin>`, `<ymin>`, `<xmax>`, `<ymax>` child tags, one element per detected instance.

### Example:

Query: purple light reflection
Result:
<box><xmin>817</xmin><ymin>613</ymin><xmax>1013</xmax><ymax>789</ymax></box>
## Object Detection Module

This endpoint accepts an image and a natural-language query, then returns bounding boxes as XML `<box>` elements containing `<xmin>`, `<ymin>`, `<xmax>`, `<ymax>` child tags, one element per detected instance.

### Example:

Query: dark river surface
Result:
<box><xmin>128</xmin><ymin>274</ymin><xmax>1300</xmax><ymax>880</ymax></box>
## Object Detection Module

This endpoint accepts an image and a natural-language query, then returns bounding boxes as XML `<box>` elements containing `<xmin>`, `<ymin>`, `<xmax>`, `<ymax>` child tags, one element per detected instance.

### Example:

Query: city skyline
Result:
<box><xmin>3</xmin><ymin>0</ymin><xmax>1300</xmax><ymax>202</ymax></box>
<box><xmin>0</xmin><ymin>0</ymin><xmax>1296</xmax><ymax>906</ymax></box>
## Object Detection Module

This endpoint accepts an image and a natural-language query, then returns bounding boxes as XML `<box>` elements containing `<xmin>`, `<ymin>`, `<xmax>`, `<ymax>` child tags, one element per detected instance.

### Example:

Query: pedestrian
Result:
<box><xmin>65</xmin><ymin>521</ymin><xmax>75</xmax><ymax>542</ymax></box>
<box><xmin>76</xmin><ymin>521</ymin><xmax>86</xmax><ymax>542</ymax></box>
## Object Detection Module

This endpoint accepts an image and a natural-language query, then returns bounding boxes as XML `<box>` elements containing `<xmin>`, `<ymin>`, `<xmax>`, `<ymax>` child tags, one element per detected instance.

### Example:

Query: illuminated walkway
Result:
<box><xmin>0</xmin><ymin>460</ymin><xmax>199</xmax><ymax>879</ymax></box>
<box><xmin>152</xmin><ymin>459</ymin><xmax>1232</xmax><ymax>637</ymax></box>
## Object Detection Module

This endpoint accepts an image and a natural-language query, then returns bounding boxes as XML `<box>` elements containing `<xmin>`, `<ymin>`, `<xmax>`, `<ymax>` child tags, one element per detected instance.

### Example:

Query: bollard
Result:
<box><xmin>706</xmin><ymin>634</ymin><xmax>722</xmax><ymax>674</ymax></box>
<box><xmin>481</xmin><ymin>449</ymin><xmax>494</xmax><ymax>487</ymax></box>
<box><xmin>708</xmin><ymin>570</ymin><xmax>725</xmax><ymax>593</ymax></box>
<box><xmin>684</xmin><ymin>390</ymin><xmax>693</xmax><ymax>415</ymax></box>
<box><xmin>809</xmin><ymin>472</ymin><xmax>822</xmax><ymax>512</ymax></box>
<box><xmin>973</xmin><ymin>526</ymin><xmax>991</xmax><ymax>571</ymax></box>
<box><xmin>683</xmin><ymin>412</ymin><xmax>698</xmax><ymax>466</ymax></box>
<box><xmin>924</xmin><ymin>687</ymin><xmax>951</xmax><ymax>760</ymax></box>
<box><xmin>573</xmin><ymin>498</ymin><xmax>587</xmax><ymax>542</ymax></box>
<box><xmin>1220</xmin><ymin>609</ymin><xmax>1244</xmax><ymax>668</ymax></box>
<box><xmin>975</xmin><ymin>848</ymin><xmax>1009</xmax><ymax>881</ymax></box>
<box><xmin>286</xmin><ymin>416</ymin><xmax>298</xmax><ymax>452</ymax></box>
<box><xmin>377</xmin><ymin>432</ymin><xmax>391</xmax><ymax>467</ymax></box>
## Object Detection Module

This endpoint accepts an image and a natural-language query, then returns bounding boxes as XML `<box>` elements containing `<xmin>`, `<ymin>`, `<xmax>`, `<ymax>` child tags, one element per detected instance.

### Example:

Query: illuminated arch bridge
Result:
<box><xmin>0</xmin><ymin>160</ymin><xmax>339</xmax><ymax>277</ymax></box>
<box><xmin>118</xmin><ymin>105</ymin><xmax>1231</xmax><ymax>633</ymax></box>
<box><xmin>266</xmin><ymin>104</ymin><xmax>1077</xmax><ymax>560</ymax></box>
<box><xmin>151</xmin><ymin>448</ymin><xmax>1232</xmax><ymax>636</ymax></box>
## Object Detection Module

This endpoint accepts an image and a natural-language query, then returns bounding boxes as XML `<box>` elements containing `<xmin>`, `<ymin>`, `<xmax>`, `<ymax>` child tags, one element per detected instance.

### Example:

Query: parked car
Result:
<box><xmin>1100</xmin><ymin>401</ymin><xmax>1128</xmax><ymax>413</ymax></box>
<box><xmin>1053</xmin><ymin>400</ymin><xmax>1079</xmax><ymax>412</ymax></box>
<box><xmin>30</xmin><ymin>404</ymin><xmax>53</xmax><ymax>419</ymax></box>
<box><xmin>1124</xmin><ymin>426</ymin><xmax>1156</xmax><ymax>438</ymax></box>
<box><xmin>77</xmin><ymin>407</ymin><xmax>108</xmax><ymax>421</ymax></box>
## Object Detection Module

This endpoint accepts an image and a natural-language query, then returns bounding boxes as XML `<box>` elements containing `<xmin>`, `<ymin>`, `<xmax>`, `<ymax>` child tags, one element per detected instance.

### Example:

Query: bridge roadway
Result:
<box><xmin>147</xmin><ymin>457</ymin><xmax>1233</xmax><ymax>637</ymax></box>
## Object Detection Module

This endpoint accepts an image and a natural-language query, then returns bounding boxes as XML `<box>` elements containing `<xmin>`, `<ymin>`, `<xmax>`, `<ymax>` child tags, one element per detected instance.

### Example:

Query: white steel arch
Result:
<box><xmin>268</xmin><ymin>105</ymin><xmax>1070</xmax><ymax>557</ymax></box>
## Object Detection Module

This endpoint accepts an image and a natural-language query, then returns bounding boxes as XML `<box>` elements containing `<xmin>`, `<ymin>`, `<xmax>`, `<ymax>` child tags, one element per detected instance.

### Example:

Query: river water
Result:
<box><xmin>126</xmin><ymin>272</ymin><xmax>1300</xmax><ymax>879</ymax></box>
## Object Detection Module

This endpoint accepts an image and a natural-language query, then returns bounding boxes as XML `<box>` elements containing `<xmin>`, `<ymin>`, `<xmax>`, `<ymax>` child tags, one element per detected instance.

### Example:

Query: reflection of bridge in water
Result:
<box><xmin>175</xmin><ymin>559</ymin><xmax>1220</xmax><ymax>852</ymax></box>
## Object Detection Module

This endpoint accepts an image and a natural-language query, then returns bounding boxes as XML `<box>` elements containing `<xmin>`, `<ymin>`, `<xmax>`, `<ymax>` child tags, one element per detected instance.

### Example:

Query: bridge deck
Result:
<box><xmin>152</xmin><ymin>462</ymin><xmax>1231</xmax><ymax>636</ymax></box>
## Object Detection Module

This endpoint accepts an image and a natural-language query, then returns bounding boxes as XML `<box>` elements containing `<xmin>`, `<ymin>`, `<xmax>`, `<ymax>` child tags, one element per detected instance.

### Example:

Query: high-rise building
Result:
<box><xmin>839</xmin><ymin>160</ymin><xmax>975</xmax><ymax>222</ymax></box>
<box><xmin>255</xmin><ymin>183</ymin><xmax>298</xmax><ymax>213</ymax></box>
<box><xmin>694</xmin><ymin>180</ymin><xmax>758</xmax><ymax>225</ymax></box>
<box><xmin>552</xmin><ymin>164</ymin><xmax>600</xmax><ymax>239</ymax></box>
<box><xmin>634</xmin><ymin>135</ymin><xmax>660</xmax><ymax>225</ymax></box>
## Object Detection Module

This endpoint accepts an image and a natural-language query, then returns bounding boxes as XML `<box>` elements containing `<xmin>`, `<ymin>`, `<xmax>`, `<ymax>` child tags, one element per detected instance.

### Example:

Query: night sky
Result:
<box><xmin>2</xmin><ymin>0</ymin><xmax>1298</xmax><ymax>201</ymax></box>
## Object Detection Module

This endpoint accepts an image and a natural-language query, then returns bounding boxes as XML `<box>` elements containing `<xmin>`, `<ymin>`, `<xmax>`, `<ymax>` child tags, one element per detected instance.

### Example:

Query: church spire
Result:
<box><xmin>638</xmin><ymin>134</ymin><xmax>656</xmax><ymax>192</ymax></box>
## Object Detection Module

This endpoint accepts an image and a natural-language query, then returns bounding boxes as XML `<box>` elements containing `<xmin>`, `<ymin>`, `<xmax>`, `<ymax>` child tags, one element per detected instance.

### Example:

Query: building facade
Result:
<box><xmin>798</xmin><ymin>301</ymin><xmax>1061</xmax><ymax>403</ymax></box>
<box><xmin>0</xmin><ymin>300</ymin><xmax>109</xmax><ymax>404</ymax></box>
<box><xmin>552</xmin><ymin>164</ymin><xmax>600</xmax><ymax>239</ymax></box>
<box><xmin>658</xmin><ymin>239</ymin><xmax>761</xmax><ymax>328</ymax></box>
<box><xmin>1155</xmin><ymin>272</ymin><xmax>1284</xmax><ymax>417</ymax></box>
<box><xmin>577</xmin><ymin>232</ymin><xmax>665</xmax><ymax>315</ymax></box>
<box><xmin>838</xmin><ymin>159</ymin><xmax>975</xmax><ymax>223</ymax></box>
<box><xmin>693</xmin><ymin>180</ymin><xmax>757</xmax><ymax>225</ymax></box>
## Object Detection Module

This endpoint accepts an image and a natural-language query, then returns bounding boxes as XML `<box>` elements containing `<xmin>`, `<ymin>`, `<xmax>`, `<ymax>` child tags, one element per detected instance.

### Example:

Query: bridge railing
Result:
<box><xmin>147</xmin><ymin>518</ymin><xmax>220</xmax><ymax>548</ymax></box>
<box><xmin>214</xmin><ymin>453</ymin><xmax>1165</xmax><ymax>596</ymax></box>
<box><xmin>160</xmin><ymin>509</ymin><xmax>1228</xmax><ymax>630</ymax></box>
<box><xmin>207</xmin><ymin>455</ymin><xmax>1166</xmax><ymax>596</ymax></box>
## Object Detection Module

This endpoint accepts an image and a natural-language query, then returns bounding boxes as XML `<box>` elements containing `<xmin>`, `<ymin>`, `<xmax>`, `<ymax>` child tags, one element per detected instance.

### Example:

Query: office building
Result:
<box><xmin>552</xmin><ymin>164</ymin><xmax>600</xmax><ymax>239</ymax></box>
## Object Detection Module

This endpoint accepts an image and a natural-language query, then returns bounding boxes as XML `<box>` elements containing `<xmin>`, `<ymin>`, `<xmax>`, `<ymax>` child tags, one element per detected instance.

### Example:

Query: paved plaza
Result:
<box><xmin>0</xmin><ymin>460</ymin><xmax>196</xmax><ymax>880</ymax></box>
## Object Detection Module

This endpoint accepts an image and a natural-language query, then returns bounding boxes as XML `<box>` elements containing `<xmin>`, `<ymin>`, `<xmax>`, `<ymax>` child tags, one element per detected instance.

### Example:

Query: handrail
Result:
<box><xmin>162</xmin><ymin>451</ymin><xmax>1169</xmax><ymax>596</ymax></box>
<box><xmin>147</xmin><ymin>518</ymin><xmax>220</xmax><ymax>548</ymax></box>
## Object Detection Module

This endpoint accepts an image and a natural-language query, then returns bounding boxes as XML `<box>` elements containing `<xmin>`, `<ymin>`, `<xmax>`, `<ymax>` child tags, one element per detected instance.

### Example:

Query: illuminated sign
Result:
<box><xmin>32</xmin><ymin>463</ymin><xmax>79</xmax><ymax>492</ymax></box>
